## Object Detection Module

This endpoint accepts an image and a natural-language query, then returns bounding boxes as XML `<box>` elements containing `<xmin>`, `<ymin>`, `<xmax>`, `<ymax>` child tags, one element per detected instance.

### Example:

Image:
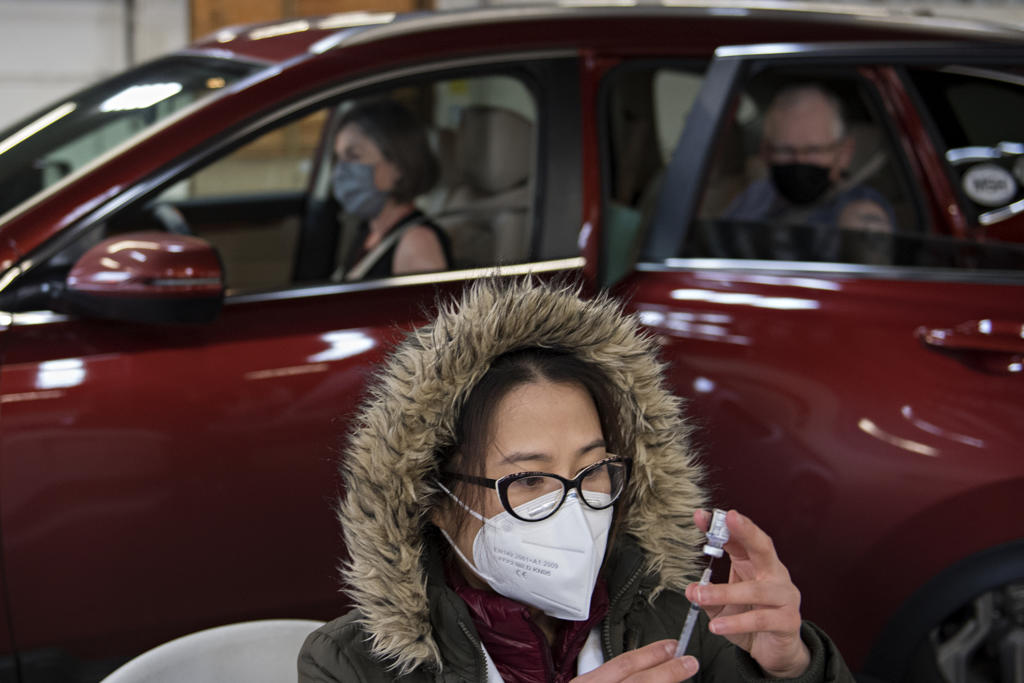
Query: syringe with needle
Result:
<box><xmin>674</xmin><ymin>508</ymin><xmax>730</xmax><ymax>658</ymax></box>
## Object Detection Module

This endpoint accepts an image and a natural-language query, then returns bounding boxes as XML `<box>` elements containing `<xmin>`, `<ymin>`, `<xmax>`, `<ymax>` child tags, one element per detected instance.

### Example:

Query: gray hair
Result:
<box><xmin>764</xmin><ymin>83</ymin><xmax>846</xmax><ymax>141</ymax></box>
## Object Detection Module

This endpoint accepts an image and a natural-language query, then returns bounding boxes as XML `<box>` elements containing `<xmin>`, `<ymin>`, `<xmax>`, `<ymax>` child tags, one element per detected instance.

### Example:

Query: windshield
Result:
<box><xmin>0</xmin><ymin>54</ymin><xmax>263</xmax><ymax>217</ymax></box>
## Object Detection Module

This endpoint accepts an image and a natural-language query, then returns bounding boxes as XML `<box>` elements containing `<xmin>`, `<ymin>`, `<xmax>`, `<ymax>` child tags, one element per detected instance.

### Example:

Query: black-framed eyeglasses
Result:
<box><xmin>445</xmin><ymin>456</ymin><xmax>632</xmax><ymax>522</ymax></box>
<box><xmin>763</xmin><ymin>138</ymin><xmax>844</xmax><ymax>163</ymax></box>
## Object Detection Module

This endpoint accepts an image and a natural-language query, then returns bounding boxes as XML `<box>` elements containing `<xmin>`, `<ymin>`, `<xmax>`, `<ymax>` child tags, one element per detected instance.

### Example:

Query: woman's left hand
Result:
<box><xmin>685</xmin><ymin>509</ymin><xmax>810</xmax><ymax>678</ymax></box>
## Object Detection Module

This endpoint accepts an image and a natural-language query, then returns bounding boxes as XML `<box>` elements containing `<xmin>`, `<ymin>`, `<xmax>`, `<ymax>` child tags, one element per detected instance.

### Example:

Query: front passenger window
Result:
<box><xmin>409</xmin><ymin>76</ymin><xmax>538</xmax><ymax>271</ymax></box>
<box><xmin>103</xmin><ymin>72</ymin><xmax>538</xmax><ymax>295</ymax></box>
<box><xmin>153</xmin><ymin>109</ymin><xmax>328</xmax><ymax>292</ymax></box>
<box><xmin>328</xmin><ymin>75</ymin><xmax>538</xmax><ymax>280</ymax></box>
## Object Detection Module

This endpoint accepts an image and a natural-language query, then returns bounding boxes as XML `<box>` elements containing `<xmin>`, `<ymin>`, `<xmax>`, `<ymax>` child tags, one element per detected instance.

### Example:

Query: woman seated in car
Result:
<box><xmin>332</xmin><ymin>99</ymin><xmax>451</xmax><ymax>280</ymax></box>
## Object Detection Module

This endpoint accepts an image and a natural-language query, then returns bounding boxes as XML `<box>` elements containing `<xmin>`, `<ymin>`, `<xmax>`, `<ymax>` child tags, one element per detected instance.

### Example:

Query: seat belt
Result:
<box><xmin>343</xmin><ymin>214</ymin><xmax>422</xmax><ymax>282</ymax></box>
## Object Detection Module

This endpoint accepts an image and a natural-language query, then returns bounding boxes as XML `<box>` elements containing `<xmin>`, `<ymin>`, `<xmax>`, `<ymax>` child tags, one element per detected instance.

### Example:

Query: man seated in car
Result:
<box><xmin>722</xmin><ymin>83</ymin><xmax>894</xmax><ymax>262</ymax></box>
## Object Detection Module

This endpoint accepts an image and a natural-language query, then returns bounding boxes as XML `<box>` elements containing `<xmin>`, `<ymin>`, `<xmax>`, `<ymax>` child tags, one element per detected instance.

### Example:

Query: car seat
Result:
<box><xmin>434</xmin><ymin>105</ymin><xmax>534</xmax><ymax>268</ymax></box>
<box><xmin>98</xmin><ymin>619</ymin><xmax>324</xmax><ymax>683</ymax></box>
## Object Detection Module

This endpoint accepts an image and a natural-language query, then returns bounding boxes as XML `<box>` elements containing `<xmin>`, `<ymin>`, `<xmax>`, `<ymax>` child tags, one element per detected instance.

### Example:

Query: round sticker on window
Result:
<box><xmin>962</xmin><ymin>163</ymin><xmax>1017</xmax><ymax>207</ymax></box>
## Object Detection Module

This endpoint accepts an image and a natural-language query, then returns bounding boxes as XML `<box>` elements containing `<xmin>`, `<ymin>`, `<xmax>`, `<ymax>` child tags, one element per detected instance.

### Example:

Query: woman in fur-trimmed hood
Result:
<box><xmin>299</xmin><ymin>278</ymin><xmax>853</xmax><ymax>683</ymax></box>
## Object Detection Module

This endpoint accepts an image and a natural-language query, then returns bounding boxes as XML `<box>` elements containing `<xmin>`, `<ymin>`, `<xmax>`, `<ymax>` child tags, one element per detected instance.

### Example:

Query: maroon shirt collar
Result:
<box><xmin>447</xmin><ymin>559</ymin><xmax>610</xmax><ymax>683</ymax></box>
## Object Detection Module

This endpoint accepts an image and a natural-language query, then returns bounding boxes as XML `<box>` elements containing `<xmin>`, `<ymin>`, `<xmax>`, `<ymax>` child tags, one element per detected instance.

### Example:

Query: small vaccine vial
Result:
<box><xmin>674</xmin><ymin>508</ymin><xmax>732</xmax><ymax>658</ymax></box>
<box><xmin>703</xmin><ymin>508</ymin><xmax>730</xmax><ymax>557</ymax></box>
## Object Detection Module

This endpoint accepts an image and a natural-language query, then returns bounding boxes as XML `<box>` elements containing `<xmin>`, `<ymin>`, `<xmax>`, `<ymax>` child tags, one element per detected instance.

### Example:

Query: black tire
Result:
<box><xmin>861</xmin><ymin>541</ymin><xmax>1024</xmax><ymax>683</ymax></box>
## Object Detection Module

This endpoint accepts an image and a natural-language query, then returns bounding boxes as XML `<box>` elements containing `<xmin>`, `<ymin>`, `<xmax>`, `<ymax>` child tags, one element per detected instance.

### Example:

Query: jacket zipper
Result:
<box><xmin>602</xmin><ymin>562</ymin><xmax>647</xmax><ymax>659</ymax></box>
<box><xmin>458</xmin><ymin>620</ymin><xmax>488</xmax><ymax>682</ymax></box>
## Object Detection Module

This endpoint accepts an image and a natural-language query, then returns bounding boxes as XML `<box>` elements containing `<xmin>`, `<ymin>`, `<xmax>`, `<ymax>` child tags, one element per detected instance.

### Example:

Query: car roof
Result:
<box><xmin>191</xmin><ymin>3</ymin><xmax>1024</xmax><ymax>63</ymax></box>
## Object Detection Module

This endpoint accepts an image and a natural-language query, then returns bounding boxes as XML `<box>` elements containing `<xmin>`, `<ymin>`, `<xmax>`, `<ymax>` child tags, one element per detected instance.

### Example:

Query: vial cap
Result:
<box><xmin>703</xmin><ymin>544</ymin><xmax>724</xmax><ymax>558</ymax></box>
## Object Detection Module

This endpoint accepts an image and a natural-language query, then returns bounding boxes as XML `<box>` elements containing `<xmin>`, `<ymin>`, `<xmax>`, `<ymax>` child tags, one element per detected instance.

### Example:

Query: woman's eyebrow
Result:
<box><xmin>499</xmin><ymin>452</ymin><xmax>550</xmax><ymax>467</ymax></box>
<box><xmin>499</xmin><ymin>439</ymin><xmax>606</xmax><ymax>467</ymax></box>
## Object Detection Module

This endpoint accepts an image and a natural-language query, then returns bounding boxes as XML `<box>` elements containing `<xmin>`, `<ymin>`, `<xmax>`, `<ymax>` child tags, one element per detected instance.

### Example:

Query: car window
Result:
<box><xmin>395</xmin><ymin>75</ymin><xmax>538</xmax><ymax>273</ymax></box>
<box><xmin>602</xmin><ymin>63</ymin><xmax>706</xmax><ymax>283</ymax></box>
<box><xmin>154</xmin><ymin>109</ymin><xmax>330</xmax><ymax>292</ymax></box>
<box><xmin>0</xmin><ymin>56</ymin><xmax>259</xmax><ymax>218</ymax></box>
<box><xmin>131</xmin><ymin>72</ymin><xmax>538</xmax><ymax>294</ymax></box>
<box><xmin>908</xmin><ymin>66</ymin><xmax>1024</xmax><ymax>232</ymax></box>
<box><xmin>687</xmin><ymin>67</ymin><xmax>923</xmax><ymax>267</ymax></box>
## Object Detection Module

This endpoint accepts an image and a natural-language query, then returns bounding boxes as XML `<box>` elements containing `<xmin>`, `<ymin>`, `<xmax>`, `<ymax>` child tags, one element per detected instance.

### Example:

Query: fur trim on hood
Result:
<box><xmin>337</xmin><ymin>278</ymin><xmax>706</xmax><ymax>673</ymax></box>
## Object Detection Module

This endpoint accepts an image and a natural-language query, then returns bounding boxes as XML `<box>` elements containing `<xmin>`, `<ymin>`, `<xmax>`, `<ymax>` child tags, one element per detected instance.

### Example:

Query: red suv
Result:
<box><xmin>0</xmin><ymin>6</ymin><xmax>1021</xmax><ymax>682</ymax></box>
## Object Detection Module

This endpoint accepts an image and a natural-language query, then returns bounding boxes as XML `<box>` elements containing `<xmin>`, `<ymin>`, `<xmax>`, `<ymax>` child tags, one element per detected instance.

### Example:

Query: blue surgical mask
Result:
<box><xmin>331</xmin><ymin>161</ymin><xmax>389</xmax><ymax>219</ymax></box>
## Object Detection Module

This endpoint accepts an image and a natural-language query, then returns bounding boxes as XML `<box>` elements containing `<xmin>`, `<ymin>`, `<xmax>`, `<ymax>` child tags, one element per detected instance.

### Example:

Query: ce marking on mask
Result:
<box><xmin>495</xmin><ymin>548</ymin><xmax>559</xmax><ymax>577</ymax></box>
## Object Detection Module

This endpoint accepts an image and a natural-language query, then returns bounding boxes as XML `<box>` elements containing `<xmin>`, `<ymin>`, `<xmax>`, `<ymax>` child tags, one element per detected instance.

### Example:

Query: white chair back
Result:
<box><xmin>100</xmin><ymin>619</ymin><xmax>325</xmax><ymax>683</ymax></box>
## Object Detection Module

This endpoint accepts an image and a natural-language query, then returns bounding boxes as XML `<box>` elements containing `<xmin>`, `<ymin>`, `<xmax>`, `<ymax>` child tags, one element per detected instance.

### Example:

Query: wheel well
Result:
<box><xmin>861</xmin><ymin>539</ymin><xmax>1024</xmax><ymax>682</ymax></box>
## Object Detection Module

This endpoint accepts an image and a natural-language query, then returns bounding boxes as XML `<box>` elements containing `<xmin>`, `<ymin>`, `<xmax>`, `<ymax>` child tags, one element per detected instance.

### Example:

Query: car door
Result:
<box><xmin>0</xmin><ymin>55</ymin><xmax>583</xmax><ymax>681</ymax></box>
<box><xmin>607</xmin><ymin>43</ymin><xmax>1024</xmax><ymax>680</ymax></box>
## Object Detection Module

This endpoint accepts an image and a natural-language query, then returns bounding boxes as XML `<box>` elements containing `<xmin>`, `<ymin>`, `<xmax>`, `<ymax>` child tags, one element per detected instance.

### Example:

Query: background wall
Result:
<box><xmin>2</xmin><ymin>0</ymin><xmax>1024</xmax><ymax>131</ymax></box>
<box><xmin>190</xmin><ymin>0</ymin><xmax>427</xmax><ymax>39</ymax></box>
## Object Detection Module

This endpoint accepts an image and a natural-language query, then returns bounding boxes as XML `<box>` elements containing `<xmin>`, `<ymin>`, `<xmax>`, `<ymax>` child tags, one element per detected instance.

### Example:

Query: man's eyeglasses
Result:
<box><xmin>764</xmin><ymin>139</ymin><xmax>844</xmax><ymax>163</ymax></box>
<box><xmin>445</xmin><ymin>456</ymin><xmax>631</xmax><ymax>522</ymax></box>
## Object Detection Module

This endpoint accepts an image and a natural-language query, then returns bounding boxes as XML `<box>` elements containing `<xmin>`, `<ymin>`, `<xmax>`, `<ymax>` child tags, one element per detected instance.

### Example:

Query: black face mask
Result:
<box><xmin>770</xmin><ymin>163</ymin><xmax>832</xmax><ymax>205</ymax></box>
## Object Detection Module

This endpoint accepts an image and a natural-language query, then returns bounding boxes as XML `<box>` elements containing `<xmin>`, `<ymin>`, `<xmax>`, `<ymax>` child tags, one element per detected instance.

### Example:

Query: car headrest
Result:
<box><xmin>455</xmin><ymin>105</ymin><xmax>533</xmax><ymax>194</ymax></box>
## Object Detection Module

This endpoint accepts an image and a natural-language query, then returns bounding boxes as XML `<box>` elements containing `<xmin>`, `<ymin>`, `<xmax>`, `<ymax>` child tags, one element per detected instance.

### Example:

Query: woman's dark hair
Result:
<box><xmin>337</xmin><ymin>98</ymin><xmax>439</xmax><ymax>203</ymax></box>
<box><xmin>438</xmin><ymin>347</ymin><xmax>631</xmax><ymax>536</ymax></box>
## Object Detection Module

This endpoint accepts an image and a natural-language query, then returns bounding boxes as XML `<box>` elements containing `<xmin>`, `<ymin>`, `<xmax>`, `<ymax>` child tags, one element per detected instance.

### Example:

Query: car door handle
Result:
<box><xmin>916</xmin><ymin>319</ymin><xmax>1024</xmax><ymax>373</ymax></box>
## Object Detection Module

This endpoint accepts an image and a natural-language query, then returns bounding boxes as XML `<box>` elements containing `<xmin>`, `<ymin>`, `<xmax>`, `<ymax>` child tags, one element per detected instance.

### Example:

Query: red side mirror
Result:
<box><xmin>65</xmin><ymin>231</ymin><xmax>224</xmax><ymax>323</ymax></box>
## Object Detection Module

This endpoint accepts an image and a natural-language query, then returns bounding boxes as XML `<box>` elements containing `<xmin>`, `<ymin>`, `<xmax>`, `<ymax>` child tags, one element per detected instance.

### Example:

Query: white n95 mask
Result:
<box><xmin>438</xmin><ymin>485</ymin><xmax>613</xmax><ymax>621</ymax></box>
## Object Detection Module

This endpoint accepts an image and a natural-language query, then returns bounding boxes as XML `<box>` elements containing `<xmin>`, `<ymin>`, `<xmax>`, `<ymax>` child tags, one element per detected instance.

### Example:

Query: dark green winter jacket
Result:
<box><xmin>298</xmin><ymin>531</ymin><xmax>852</xmax><ymax>682</ymax></box>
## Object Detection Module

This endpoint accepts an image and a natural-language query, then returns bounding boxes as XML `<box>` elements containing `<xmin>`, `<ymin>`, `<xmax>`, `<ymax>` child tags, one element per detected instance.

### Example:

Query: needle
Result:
<box><xmin>674</xmin><ymin>565</ymin><xmax>712</xmax><ymax>657</ymax></box>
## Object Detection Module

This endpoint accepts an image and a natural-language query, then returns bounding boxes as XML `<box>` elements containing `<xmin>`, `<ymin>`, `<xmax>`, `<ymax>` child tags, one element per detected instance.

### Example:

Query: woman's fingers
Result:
<box><xmin>693</xmin><ymin>508</ymin><xmax>710</xmax><ymax>533</ymax></box>
<box><xmin>692</xmin><ymin>510</ymin><xmax>786</xmax><ymax>575</ymax></box>
<box><xmin>570</xmin><ymin>640</ymin><xmax>699</xmax><ymax>682</ymax></box>
<box><xmin>720</xmin><ymin>510</ymin><xmax>778</xmax><ymax>568</ymax></box>
<box><xmin>689</xmin><ymin>509</ymin><xmax>809</xmax><ymax>678</ymax></box>
<box><xmin>706</xmin><ymin>606</ymin><xmax>803</xmax><ymax>638</ymax></box>
<box><xmin>686</xmin><ymin>577</ymin><xmax>799</xmax><ymax>610</ymax></box>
